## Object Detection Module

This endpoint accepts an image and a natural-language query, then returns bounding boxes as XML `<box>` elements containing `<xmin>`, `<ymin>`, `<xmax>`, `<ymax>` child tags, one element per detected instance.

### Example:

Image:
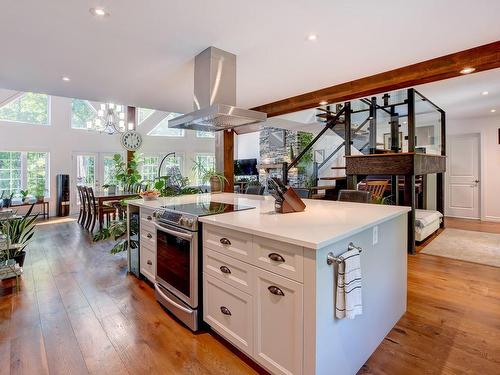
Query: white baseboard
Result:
<box><xmin>483</xmin><ymin>216</ymin><xmax>500</xmax><ymax>222</ymax></box>
<box><xmin>445</xmin><ymin>215</ymin><xmax>480</xmax><ymax>220</ymax></box>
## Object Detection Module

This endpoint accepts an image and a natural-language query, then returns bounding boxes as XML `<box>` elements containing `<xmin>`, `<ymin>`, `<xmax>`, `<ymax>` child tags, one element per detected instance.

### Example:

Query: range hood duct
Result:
<box><xmin>169</xmin><ymin>47</ymin><xmax>266</xmax><ymax>134</ymax></box>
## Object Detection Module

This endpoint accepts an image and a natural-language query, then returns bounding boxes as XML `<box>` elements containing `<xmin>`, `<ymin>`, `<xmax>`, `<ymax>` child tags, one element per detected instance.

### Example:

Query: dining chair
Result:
<box><xmin>338</xmin><ymin>189</ymin><xmax>372</xmax><ymax>203</ymax></box>
<box><xmin>245</xmin><ymin>185</ymin><xmax>265</xmax><ymax>195</ymax></box>
<box><xmin>359</xmin><ymin>180</ymin><xmax>389</xmax><ymax>201</ymax></box>
<box><xmin>77</xmin><ymin>186</ymin><xmax>85</xmax><ymax>225</ymax></box>
<box><xmin>86</xmin><ymin>187</ymin><xmax>115</xmax><ymax>232</ymax></box>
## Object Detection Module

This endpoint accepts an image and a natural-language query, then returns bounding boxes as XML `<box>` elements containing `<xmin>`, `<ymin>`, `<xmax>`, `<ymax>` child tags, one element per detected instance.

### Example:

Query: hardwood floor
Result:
<box><xmin>1</xmin><ymin>217</ymin><xmax>499</xmax><ymax>374</ymax></box>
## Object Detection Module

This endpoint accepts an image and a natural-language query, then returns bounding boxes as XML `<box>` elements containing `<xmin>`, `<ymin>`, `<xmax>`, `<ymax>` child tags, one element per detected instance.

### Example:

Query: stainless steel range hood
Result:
<box><xmin>169</xmin><ymin>47</ymin><xmax>266</xmax><ymax>134</ymax></box>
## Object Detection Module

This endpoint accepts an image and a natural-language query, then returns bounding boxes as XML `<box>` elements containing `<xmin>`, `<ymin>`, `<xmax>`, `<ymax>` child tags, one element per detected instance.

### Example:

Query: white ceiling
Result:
<box><xmin>416</xmin><ymin>68</ymin><xmax>500</xmax><ymax>119</ymax></box>
<box><xmin>0</xmin><ymin>0</ymin><xmax>499</xmax><ymax>114</ymax></box>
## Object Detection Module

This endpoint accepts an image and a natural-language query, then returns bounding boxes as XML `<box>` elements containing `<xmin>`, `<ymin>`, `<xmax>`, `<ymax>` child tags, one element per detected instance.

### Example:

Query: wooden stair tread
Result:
<box><xmin>331</xmin><ymin>166</ymin><xmax>346</xmax><ymax>169</ymax></box>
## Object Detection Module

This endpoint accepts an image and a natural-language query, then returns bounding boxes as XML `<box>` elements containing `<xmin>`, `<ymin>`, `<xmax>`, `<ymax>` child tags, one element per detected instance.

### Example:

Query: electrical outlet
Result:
<box><xmin>373</xmin><ymin>226</ymin><xmax>378</xmax><ymax>245</ymax></box>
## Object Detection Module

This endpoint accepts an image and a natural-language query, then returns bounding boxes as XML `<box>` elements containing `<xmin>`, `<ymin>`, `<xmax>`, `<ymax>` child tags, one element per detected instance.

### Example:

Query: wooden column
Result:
<box><xmin>216</xmin><ymin>130</ymin><xmax>235</xmax><ymax>193</ymax></box>
<box><xmin>126</xmin><ymin>106</ymin><xmax>137</xmax><ymax>169</ymax></box>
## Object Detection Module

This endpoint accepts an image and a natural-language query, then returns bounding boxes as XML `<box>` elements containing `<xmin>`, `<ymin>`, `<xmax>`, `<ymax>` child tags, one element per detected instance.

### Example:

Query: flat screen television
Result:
<box><xmin>234</xmin><ymin>158</ymin><xmax>258</xmax><ymax>176</ymax></box>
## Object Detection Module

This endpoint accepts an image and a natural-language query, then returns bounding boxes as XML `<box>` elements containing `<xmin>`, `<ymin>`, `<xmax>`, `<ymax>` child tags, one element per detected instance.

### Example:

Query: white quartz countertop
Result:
<box><xmin>128</xmin><ymin>193</ymin><xmax>410</xmax><ymax>249</ymax></box>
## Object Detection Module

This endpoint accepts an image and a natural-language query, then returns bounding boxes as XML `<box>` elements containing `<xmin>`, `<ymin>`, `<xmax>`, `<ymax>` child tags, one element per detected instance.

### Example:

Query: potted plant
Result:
<box><xmin>20</xmin><ymin>190</ymin><xmax>29</xmax><ymax>203</ymax></box>
<box><xmin>0</xmin><ymin>213</ymin><xmax>38</xmax><ymax>268</ymax></box>
<box><xmin>35</xmin><ymin>180</ymin><xmax>46</xmax><ymax>203</ymax></box>
<box><xmin>192</xmin><ymin>161</ymin><xmax>227</xmax><ymax>193</ymax></box>
<box><xmin>112</xmin><ymin>153</ymin><xmax>142</xmax><ymax>190</ymax></box>
<box><xmin>102</xmin><ymin>184</ymin><xmax>117</xmax><ymax>194</ymax></box>
<box><xmin>2</xmin><ymin>193</ymin><xmax>13</xmax><ymax>208</ymax></box>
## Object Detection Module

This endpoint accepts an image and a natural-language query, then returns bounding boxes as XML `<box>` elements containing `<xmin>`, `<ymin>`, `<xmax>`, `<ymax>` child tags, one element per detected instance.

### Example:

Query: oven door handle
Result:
<box><xmin>152</xmin><ymin>222</ymin><xmax>194</xmax><ymax>240</ymax></box>
<box><xmin>154</xmin><ymin>283</ymin><xmax>193</xmax><ymax>314</ymax></box>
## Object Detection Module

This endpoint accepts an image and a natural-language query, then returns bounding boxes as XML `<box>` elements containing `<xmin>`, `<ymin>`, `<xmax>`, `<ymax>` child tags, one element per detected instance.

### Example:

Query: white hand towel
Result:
<box><xmin>335</xmin><ymin>247</ymin><xmax>362</xmax><ymax>319</ymax></box>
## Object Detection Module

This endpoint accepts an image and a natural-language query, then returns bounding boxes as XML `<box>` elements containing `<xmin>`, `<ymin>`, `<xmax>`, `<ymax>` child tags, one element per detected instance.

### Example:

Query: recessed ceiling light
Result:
<box><xmin>62</xmin><ymin>76</ymin><xmax>70</xmax><ymax>82</ymax></box>
<box><xmin>319</xmin><ymin>100</ymin><xmax>328</xmax><ymax>106</ymax></box>
<box><xmin>307</xmin><ymin>34</ymin><xmax>318</xmax><ymax>41</ymax></box>
<box><xmin>90</xmin><ymin>8</ymin><xmax>108</xmax><ymax>17</ymax></box>
<box><xmin>460</xmin><ymin>67</ymin><xmax>475</xmax><ymax>74</ymax></box>
<box><xmin>491</xmin><ymin>109</ymin><xmax>497</xmax><ymax>113</ymax></box>
<box><xmin>481</xmin><ymin>91</ymin><xmax>489</xmax><ymax>96</ymax></box>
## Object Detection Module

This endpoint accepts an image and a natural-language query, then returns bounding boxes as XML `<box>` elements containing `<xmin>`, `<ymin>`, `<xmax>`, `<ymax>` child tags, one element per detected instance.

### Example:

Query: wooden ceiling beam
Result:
<box><xmin>251</xmin><ymin>41</ymin><xmax>500</xmax><ymax>117</ymax></box>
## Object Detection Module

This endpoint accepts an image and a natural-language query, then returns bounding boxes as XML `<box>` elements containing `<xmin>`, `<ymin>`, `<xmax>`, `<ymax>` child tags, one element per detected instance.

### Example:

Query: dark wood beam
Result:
<box><xmin>251</xmin><ymin>41</ymin><xmax>500</xmax><ymax>117</ymax></box>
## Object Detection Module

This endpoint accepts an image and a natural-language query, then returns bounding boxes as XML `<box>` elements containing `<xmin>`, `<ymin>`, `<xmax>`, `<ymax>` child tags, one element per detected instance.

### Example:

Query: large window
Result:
<box><xmin>0</xmin><ymin>152</ymin><xmax>22</xmax><ymax>195</ymax></box>
<box><xmin>140</xmin><ymin>154</ymin><xmax>184</xmax><ymax>183</ymax></box>
<box><xmin>0</xmin><ymin>92</ymin><xmax>49</xmax><ymax>125</ymax></box>
<box><xmin>138</xmin><ymin>108</ymin><xmax>155</xmax><ymax>125</ymax></box>
<box><xmin>71</xmin><ymin>99</ymin><xmax>97</xmax><ymax>129</ymax></box>
<box><xmin>0</xmin><ymin>151</ymin><xmax>49</xmax><ymax>196</ymax></box>
<box><xmin>148</xmin><ymin>113</ymin><xmax>185</xmax><ymax>137</ymax></box>
<box><xmin>141</xmin><ymin>155</ymin><xmax>161</xmax><ymax>182</ymax></box>
<box><xmin>195</xmin><ymin>153</ymin><xmax>216</xmax><ymax>185</ymax></box>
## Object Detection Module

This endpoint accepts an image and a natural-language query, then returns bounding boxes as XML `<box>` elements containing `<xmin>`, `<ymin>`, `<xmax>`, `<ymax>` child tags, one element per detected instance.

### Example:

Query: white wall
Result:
<box><xmin>235</xmin><ymin>132</ymin><xmax>260</xmax><ymax>161</ymax></box>
<box><xmin>447</xmin><ymin>115</ymin><xmax>500</xmax><ymax>221</ymax></box>
<box><xmin>0</xmin><ymin>93</ymin><xmax>215</xmax><ymax>215</ymax></box>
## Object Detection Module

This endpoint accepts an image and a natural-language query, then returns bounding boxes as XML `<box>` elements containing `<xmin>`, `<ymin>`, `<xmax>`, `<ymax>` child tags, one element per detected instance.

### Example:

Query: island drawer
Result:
<box><xmin>203</xmin><ymin>273</ymin><xmax>253</xmax><ymax>357</ymax></box>
<box><xmin>140</xmin><ymin>210</ymin><xmax>155</xmax><ymax>226</ymax></box>
<box><xmin>204</xmin><ymin>247</ymin><xmax>253</xmax><ymax>294</ymax></box>
<box><xmin>252</xmin><ymin>237</ymin><xmax>304</xmax><ymax>282</ymax></box>
<box><xmin>140</xmin><ymin>227</ymin><xmax>156</xmax><ymax>247</ymax></box>
<box><xmin>203</xmin><ymin>225</ymin><xmax>252</xmax><ymax>263</ymax></box>
<box><xmin>140</xmin><ymin>247</ymin><xmax>156</xmax><ymax>282</ymax></box>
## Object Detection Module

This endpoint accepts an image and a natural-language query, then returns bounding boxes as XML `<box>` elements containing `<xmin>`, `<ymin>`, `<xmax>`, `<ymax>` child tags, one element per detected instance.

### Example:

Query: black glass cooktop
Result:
<box><xmin>161</xmin><ymin>201</ymin><xmax>254</xmax><ymax>217</ymax></box>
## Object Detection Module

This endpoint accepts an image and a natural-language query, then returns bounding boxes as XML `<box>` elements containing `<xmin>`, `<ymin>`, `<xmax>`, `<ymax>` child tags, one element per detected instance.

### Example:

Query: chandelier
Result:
<box><xmin>86</xmin><ymin>103</ymin><xmax>127</xmax><ymax>135</ymax></box>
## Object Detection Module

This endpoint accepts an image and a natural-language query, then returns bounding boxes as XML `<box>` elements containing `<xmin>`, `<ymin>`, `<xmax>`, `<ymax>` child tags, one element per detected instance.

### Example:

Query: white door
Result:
<box><xmin>446</xmin><ymin>133</ymin><xmax>480</xmax><ymax>219</ymax></box>
<box><xmin>71</xmin><ymin>152</ymin><xmax>124</xmax><ymax>213</ymax></box>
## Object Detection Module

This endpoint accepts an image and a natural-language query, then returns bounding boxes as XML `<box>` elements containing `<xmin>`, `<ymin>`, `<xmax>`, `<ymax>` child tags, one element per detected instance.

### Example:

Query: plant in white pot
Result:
<box><xmin>192</xmin><ymin>161</ymin><xmax>227</xmax><ymax>193</ymax></box>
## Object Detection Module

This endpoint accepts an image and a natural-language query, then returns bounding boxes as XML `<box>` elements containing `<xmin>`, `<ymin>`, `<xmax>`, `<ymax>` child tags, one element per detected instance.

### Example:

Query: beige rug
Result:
<box><xmin>421</xmin><ymin>228</ymin><xmax>500</xmax><ymax>267</ymax></box>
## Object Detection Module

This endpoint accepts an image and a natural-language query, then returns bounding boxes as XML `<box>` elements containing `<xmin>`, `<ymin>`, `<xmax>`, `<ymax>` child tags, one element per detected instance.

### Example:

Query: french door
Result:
<box><xmin>71</xmin><ymin>152</ymin><xmax>124</xmax><ymax>213</ymax></box>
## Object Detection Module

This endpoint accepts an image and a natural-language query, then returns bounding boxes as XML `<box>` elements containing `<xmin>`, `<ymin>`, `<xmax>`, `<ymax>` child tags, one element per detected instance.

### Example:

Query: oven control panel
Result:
<box><xmin>153</xmin><ymin>209</ymin><xmax>197</xmax><ymax>230</ymax></box>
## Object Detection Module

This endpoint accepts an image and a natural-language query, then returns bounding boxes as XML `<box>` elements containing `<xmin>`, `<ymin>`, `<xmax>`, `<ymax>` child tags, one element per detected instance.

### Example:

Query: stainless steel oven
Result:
<box><xmin>153</xmin><ymin>221</ymin><xmax>200</xmax><ymax>331</ymax></box>
<box><xmin>151</xmin><ymin>201</ymin><xmax>254</xmax><ymax>332</ymax></box>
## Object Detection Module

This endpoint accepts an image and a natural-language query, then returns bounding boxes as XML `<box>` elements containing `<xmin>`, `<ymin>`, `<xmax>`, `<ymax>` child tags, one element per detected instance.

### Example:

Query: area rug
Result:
<box><xmin>421</xmin><ymin>228</ymin><xmax>500</xmax><ymax>267</ymax></box>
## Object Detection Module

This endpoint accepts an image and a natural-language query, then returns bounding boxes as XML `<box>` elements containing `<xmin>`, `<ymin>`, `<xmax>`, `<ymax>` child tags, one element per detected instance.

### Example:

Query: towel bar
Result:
<box><xmin>326</xmin><ymin>242</ymin><xmax>362</xmax><ymax>265</ymax></box>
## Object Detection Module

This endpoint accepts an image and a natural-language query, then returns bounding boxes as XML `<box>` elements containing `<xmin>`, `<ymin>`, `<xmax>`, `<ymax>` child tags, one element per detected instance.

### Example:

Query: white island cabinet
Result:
<box><xmin>199</xmin><ymin>194</ymin><xmax>409</xmax><ymax>375</ymax></box>
<box><xmin>128</xmin><ymin>193</ymin><xmax>410</xmax><ymax>375</ymax></box>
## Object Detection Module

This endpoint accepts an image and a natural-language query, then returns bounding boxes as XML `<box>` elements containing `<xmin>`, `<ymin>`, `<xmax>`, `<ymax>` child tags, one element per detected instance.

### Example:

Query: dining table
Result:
<box><xmin>92</xmin><ymin>190</ymin><xmax>139</xmax><ymax>229</ymax></box>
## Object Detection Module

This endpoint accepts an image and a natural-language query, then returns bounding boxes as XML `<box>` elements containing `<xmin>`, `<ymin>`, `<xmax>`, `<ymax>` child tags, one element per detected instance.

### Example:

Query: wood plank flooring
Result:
<box><xmin>1</xmin><ymin>217</ymin><xmax>499</xmax><ymax>375</ymax></box>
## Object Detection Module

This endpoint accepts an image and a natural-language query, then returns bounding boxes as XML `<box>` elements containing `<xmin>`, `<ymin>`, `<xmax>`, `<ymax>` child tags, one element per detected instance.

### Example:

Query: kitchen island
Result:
<box><xmin>128</xmin><ymin>193</ymin><xmax>410</xmax><ymax>375</ymax></box>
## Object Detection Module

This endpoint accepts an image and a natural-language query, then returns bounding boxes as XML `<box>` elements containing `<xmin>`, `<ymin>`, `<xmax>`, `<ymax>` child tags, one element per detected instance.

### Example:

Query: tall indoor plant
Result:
<box><xmin>192</xmin><ymin>160</ymin><xmax>227</xmax><ymax>193</ymax></box>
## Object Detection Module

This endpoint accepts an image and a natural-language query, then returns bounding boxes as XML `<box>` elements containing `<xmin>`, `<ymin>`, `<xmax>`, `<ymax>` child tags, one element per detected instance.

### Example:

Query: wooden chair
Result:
<box><xmin>83</xmin><ymin>187</ymin><xmax>115</xmax><ymax>232</ymax></box>
<box><xmin>77</xmin><ymin>186</ymin><xmax>85</xmax><ymax>225</ymax></box>
<box><xmin>359</xmin><ymin>180</ymin><xmax>388</xmax><ymax>201</ymax></box>
<box><xmin>338</xmin><ymin>189</ymin><xmax>371</xmax><ymax>203</ymax></box>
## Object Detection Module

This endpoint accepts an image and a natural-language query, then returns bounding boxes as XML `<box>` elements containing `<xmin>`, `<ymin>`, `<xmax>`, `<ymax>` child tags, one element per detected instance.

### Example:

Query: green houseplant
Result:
<box><xmin>34</xmin><ymin>180</ymin><xmax>46</xmax><ymax>203</ymax></box>
<box><xmin>0</xmin><ymin>213</ymin><xmax>38</xmax><ymax>267</ymax></box>
<box><xmin>112</xmin><ymin>153</ymin><xmax>142</xmax><ymax>189</ymax></box>
<box><xmin>20</xmin><ymin>190</ymin><xmax>29</xmax><ymax>203</ymax></box>
<box><xmin>192</xmin><ymin>160</ymin><xmax>227</xmax><ymax>193</ymax></box>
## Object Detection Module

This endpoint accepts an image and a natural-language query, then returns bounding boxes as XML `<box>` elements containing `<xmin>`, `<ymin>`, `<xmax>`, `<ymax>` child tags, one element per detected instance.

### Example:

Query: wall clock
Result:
<box><xmin>121</xmin><ymin>130</ymin><xmax>143</xmax><ymax>151</ymax></box>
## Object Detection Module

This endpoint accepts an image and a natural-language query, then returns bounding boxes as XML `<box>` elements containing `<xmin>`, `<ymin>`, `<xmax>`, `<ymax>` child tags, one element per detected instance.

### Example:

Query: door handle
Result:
<box><xmin>219</xmin><ymin>266</ymin><xmax>231</xmax><ymax>274</ymax></box>
<box><xmin>268</xmin><ymin>253</ymin><xmax>285</xmax><ymax>262</ymax></box>
<box><xmin>268</xmin><ymin>285</ymin><xmax>285</xmax><ymax>296</ymax></box>
<box><xmin>219</xmin><ymin>238</ymin><xmax>231</xmax><ymax>245</ymax></box>
<box><xmin>220</xmin><ymin>306</ymin><xmax>232</xmax><ymax>316</ymax></box>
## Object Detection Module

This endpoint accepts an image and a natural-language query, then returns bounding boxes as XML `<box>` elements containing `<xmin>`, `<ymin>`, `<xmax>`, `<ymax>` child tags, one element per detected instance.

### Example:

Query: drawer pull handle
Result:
<box><xmin>147</xmin><ymin>260</ymin><xmax>152</xmax><ymax>265</ymax></box>
<box><xmin>220</xmin><ymin>237</ymin><xmax>231</xmax><ymax>245</ymax></box>
<box><xmin>147</xmin><ymin>215</ymin><xmax>152</xmax><ymax>221</ymax></box>
<box><xmin>268</xmin><ymin>253</ymin><xmax>285</xmax><ymax>262</ymax></box>
<box><xmin>220</xmin><ymin>306</ymin><xmax>232</xmax><ymax>316</ymax></box>
<box><xmin>220</xmin><ymin>266</ymin><xmax>231</xmax><ymax>274</ymax></box>
<box><xmin>146</xmin><ymin>233</ymin><xmax>152</xmax><ymax>239</ymax></box>
<box><xmin>268</xmin><ymin>285</ymin><xmax>285</xmax><ymax>296</ymax></box>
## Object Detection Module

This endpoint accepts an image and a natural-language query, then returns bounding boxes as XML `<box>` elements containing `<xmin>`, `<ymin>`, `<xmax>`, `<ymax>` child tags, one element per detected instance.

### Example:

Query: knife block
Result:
<box><xmin>274</xmin><ymin>187</ymin><xmax>306</xmax><ymax>214</ymax></box>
